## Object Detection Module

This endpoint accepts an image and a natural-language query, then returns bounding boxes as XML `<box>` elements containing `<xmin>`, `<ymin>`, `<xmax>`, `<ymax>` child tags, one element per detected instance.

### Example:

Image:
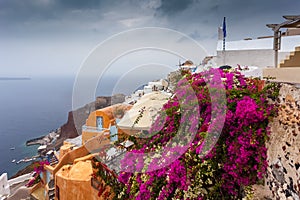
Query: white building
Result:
<box><xmin>125</xmin><ymin>79</ymin><xmax>169</xmax><ymax>104</ymax></box>
<box><xmin>215</xmin><ymin>35</ymin><xmax>300</xmax><ymax>68</ymax></box>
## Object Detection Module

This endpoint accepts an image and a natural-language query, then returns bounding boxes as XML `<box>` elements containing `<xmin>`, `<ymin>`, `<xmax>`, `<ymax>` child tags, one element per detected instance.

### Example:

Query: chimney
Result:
<box><xmin>218</xmin><ymin>26</ymin><xmax>223</xmax><ymax>40</ymax></box>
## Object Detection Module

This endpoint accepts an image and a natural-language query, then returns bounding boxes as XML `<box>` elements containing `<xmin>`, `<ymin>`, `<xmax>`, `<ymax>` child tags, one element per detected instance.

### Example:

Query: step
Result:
<box><xmin>280</xmin><ymin>48</ymin><xmax>298</xmax><ymax>67</ymax></box>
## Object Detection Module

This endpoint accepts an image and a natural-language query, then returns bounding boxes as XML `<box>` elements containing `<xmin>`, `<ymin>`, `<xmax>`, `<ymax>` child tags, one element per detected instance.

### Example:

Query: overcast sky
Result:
<box><xmin>0</xmin><ymin>0</ymin><xmax>299</xmax><ymax>77</ymax></box>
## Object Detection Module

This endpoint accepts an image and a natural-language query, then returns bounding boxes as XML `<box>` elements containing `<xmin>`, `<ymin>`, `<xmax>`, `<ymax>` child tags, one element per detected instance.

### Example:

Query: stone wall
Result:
<box><xmin>216</xmin><ymin>49</ymin><xmax>290</xmax><ymax>68</ymax></box>
<box><xmin>266</xmin><ymin>83</ymin><xmax>300</xmax><ymax>200</ymax></box>
<box><xmin>167</xmin><ymin>70</ymin><xmax>182</xmax><ymax>92</ymax></box>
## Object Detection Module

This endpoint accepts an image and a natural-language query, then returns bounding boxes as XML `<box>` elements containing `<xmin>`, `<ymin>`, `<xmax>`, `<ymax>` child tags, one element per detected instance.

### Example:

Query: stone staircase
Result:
<box><xmin>280</xmin><ymin>46</ymin><xmax>300</xmax><ymax>67</ymax></box>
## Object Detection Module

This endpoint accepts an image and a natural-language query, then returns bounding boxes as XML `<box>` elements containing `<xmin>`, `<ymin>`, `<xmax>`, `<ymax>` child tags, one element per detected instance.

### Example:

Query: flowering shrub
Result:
<box><xmin>117</xmin><ymin>68</ymin><xmax>279</xmax><ymax>199</ymax></box>
<box><xmin>25</xmin><ymin>174</ymin><xmax>41</xmax><ymax>187</ymax></box>
<box><xmin>26</xmin><ymin>160</ymin><xmax>49</xmax><ymax>187</ymax></box>
<box><xmin>34</xmin><ymin>160</ymin><xmax>49</xmax><ymax>174</ymax></box>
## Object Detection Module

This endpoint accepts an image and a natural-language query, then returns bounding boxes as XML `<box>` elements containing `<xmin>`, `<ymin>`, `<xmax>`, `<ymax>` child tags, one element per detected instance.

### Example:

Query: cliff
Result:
<box><xmin>53</xmin><ymin>94</ymin><xmax>125</xmax><ymax>149</ymax></box>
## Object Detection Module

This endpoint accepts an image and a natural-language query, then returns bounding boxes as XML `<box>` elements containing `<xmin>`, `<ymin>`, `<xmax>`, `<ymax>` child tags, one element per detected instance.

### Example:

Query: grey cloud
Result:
<box><xmin>0</xmin><ymin>0</ymin><xmax>103</xmax><ymax>24</ymax></box>
<box><xmin>1</xmin><ymin>0</ymin><xmax>300</xmax><ymax>76</ymax></box>
<box><xmin>0</xmin><ymin>0</ymin><xmax>153</xmax><ymax>24</ymax></box>
<box><xmin>0</xmin><ymin>0</ymin><xmax>57</xmax><ymax>21</ymax></box>
<box><xmin>156</xmin><ymin>0</ymin><xmax>194</xmax><ymax>15</ymax></box>
<box><xmin>147</xmin><ymin>0</ymin><xmax>298</xmax><ymax>53</ymax></box>
<box><xmin>58</xmin><ymin>0</ymin><xmax>103</xmax><ymax>9</ymax></box>
<box><xmin>0</xmin><ymin>0</ymin><xmax>139</xmax><ymax>38</ymax></box>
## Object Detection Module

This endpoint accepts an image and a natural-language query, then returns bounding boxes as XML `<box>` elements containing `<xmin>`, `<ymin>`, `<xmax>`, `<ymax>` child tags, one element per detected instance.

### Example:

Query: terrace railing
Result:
<box><xmin>82</xmin><ymin>125</ymin><xmax>108</xmax><ymax>133</ymax></box>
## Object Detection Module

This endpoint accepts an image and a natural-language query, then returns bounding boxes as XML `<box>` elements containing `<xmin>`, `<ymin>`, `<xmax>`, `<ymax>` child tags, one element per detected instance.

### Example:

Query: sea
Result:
<box><xmin>0</xmin><ymin>76</ymin><xmax>120</xmax><ymax>177</ymax></box>
<box><xmin>0</xmin><ymin>77</ymin><xmax>73</xmax><ymax>177</ymax></box>
<box><xmin>0</xmin><ymin>72</ymin><xmax>171</xmax><ymax>178</ymax></box>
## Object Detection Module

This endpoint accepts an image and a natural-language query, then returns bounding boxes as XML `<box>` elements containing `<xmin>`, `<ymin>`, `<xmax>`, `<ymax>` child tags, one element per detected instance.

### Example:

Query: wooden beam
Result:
<box><xmin>280</xmin><ymin>20</ymin><xmax>300</xmax><ymax>28</ymax></box>
<box><xmin>266</xmin><ymin>24</ymin><xmax>278</xmax><ymax>29</ymax></box>
<box><xmin>283</xmin><ymin>15</ymin><xmax>300</xmax><ymax>21</ymax></box>
<box><xmin>266</xmin><ymin>15</ymin><xmax>300</xmax><ymax>68</ymax></box>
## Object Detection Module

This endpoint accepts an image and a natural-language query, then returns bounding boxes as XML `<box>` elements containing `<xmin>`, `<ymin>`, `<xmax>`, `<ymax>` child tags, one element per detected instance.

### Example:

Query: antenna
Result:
<box><xmin>177</xmin><ymin>60</ymin><xmax>182</xmax><ymax>68</ymax></box>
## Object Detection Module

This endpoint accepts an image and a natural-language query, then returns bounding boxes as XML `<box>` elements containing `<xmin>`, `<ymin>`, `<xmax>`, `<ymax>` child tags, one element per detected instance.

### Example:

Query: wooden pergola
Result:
<box><xmin>267</xmin><ymin>15</ymin><xmax>300</xmax><ymax>68</ymax></box>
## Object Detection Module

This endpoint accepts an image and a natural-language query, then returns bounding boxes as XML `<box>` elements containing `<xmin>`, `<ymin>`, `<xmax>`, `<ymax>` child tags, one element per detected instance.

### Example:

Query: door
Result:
<box><xmin>110</xmin><ymin>125</ymin><xmax>118</xmax><ymax>142</ymax></box>
<box><xmin>96</xmin><ymin>116</ymin><xmax>103</xmax><ymax>130</ymax></box>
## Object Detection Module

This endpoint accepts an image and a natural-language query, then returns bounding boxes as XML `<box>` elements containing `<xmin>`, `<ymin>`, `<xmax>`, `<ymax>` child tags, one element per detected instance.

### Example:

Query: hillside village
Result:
<box><xmin>1</xmin><ymin>15</ymin><xmax>300</xmax><ymax>200</ymax></box>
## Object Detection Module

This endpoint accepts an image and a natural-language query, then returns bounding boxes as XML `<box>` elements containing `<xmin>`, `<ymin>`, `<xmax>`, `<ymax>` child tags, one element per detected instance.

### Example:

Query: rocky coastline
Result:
<box><xmin>14</xmin><ymin>94</ymin><xmax>126</xmax><ymax>177</ymax></box>
<box><xmin>26</xmin><ymin>136</ymin><xmax>45</xmax><ymax>146</ymax></box>
<box><xmin>26</xmin><ymin>131</ymin><xmax>59</xmax><ymax>146</ymax></box>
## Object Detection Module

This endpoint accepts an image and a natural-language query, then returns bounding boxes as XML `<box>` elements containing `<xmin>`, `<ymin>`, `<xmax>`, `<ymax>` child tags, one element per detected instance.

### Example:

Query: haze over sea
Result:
<box><xmin>0</xmin><ymin>76</ymin><xmax>122</xmax><ymax>177</ymax></box>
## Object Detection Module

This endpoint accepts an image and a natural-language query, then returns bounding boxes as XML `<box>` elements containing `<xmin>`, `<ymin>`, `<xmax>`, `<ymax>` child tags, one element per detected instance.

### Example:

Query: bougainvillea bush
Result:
<box><xmin>117</xmin><ymin>68</ymin><xmax>279</xmax><ymax>200</ymax></box>
<box><xmin>26</xmin><ymin>160</ymin><xmax>49</xmax><ymax>187</ymax></box>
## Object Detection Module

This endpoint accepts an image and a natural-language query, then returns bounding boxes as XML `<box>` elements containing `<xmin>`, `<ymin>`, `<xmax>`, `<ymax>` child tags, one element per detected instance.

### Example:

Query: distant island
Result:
<box><xmin>0</xmin><ymin>77</ymin><xmax>31</xmax><ymax>80</ymax></box>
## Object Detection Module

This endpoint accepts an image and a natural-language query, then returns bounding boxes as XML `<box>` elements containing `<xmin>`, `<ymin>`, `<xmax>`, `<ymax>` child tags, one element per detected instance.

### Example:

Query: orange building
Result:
<box><xmin>30</xmin><ymin>142</ymin><xmax>91</xmax><ymax>200</ymax></box>
<box><xmin>82</xmin><ymin>104</ymin><xmax>131</xmax><ymax>144</ymax></box>
<box><xmin>54</xmin><ymin>154</ymin><xmax>113</xmax><ymax>200</ymax></box>
<box><xmin>29</xmin><ymin>104</ymin><xmax>131</xmax><ymax>200</ymax></box>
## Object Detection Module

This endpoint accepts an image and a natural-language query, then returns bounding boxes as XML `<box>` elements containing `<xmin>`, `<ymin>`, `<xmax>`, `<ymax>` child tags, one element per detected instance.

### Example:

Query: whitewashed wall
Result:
<box><xmin>0</xmin><ymin>173</ymin><xmax>10</xmax><ymax>197</ymax></box>
<box><xmin>216</xmin><ymin>49</ymin><xmax>290</xmax><ymax>68</ymax></box>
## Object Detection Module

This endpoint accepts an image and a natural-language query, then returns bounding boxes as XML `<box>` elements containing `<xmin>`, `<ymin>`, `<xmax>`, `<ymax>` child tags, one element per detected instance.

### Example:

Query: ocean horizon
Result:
<box><xmin>0</xmin><ymin>73</ymin><xmax>169</xmax><ymax>177</ymax></box>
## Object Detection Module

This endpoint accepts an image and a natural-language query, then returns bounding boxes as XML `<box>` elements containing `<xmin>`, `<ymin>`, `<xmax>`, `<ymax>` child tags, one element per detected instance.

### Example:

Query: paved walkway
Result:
<box><xmin>7</xmin><ymin>181</ymin><xmax>30</xmax><ymax>200</ymax></box>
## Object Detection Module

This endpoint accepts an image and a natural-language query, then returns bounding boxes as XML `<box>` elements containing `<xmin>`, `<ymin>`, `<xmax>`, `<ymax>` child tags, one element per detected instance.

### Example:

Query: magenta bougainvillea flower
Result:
<box><xmin>115</xmin><ymin>68</ymin><xmax>279</xmax><ymax>199</ymax></box>
<box><xmin>26</xmin><ymin>160</ymin><xmax>49</xmax><ymax>187</ymax></box>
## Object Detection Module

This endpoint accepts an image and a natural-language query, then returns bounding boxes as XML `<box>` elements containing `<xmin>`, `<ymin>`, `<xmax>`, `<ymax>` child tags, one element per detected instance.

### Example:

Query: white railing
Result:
<box><xmin>82</xmin><ymin>125</ymin><xmax>108</xmax><ymax>133</ymax></box>
<box><xmin>8</xmin><ymin>173</ymin><xmax>32</xmax><ymax>186</ymax></box>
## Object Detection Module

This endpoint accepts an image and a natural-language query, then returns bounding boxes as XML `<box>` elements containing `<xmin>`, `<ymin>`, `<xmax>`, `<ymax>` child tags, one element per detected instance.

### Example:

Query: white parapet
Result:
<box><xmin>7</xmin><ymin>173</ymin><xmax>32</xmax><ymax>186</ymax></box>
<box><xmin>0</xmin><ymin>173</ymin><xmax>10</xmax><ymax>198</ymax></box>
<box><xmin>239</xmin><ymin>66</ymin><xmax>263</xmax><ymax>78</ymax></box>
<box><xmin>263</xmin><ymin>67</ymin><xmax>300</xmax><ymax>84</ymax></box>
